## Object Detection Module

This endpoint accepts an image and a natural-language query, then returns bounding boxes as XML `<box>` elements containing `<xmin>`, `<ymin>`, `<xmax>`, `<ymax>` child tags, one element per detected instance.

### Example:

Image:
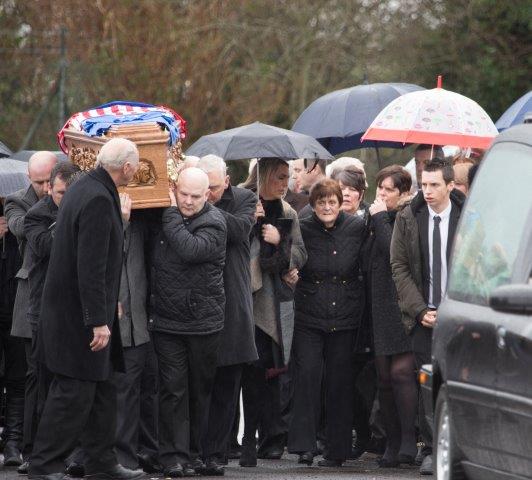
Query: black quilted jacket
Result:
<box><xmin>295</xmin><ymin>211</ymin><xmax>366</xmax><ymax>332</ymax></box>
<box><xmin>149</xmin><ymin>203</ymin><xmax>227</xmax><ymax>335</ymax></box>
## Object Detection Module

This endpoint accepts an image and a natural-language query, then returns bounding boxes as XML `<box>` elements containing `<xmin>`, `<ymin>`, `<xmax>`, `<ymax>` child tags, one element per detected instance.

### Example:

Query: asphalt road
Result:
<box><xmin>1</xmin><ymin>453</ymin><xmax>421</xmax><ymax>480</ymax></box>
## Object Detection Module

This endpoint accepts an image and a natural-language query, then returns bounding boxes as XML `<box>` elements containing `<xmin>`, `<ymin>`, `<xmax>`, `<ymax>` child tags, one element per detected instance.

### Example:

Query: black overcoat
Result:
<box><xmin>38</xmin><ymin>167</ymin><xmax>125</xmax><ymax>381</ymax></box>
<box><xmin>23</xmin><ymin>195</ymin><xmax>57</xmax><ymax>330</ymax></box>
<box><xmin>215</xmin><ymin>186</ymin><xmax>259</xmax><ymax>366</ymax></box>
<box><xmin>367</xmin><ymin>211</ymin><xmax>411</xmax><ymax>356</ymax></box>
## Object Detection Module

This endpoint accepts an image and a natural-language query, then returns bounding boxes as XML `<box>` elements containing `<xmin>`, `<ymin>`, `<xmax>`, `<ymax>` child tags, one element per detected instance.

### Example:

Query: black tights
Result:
<box><xmin>375</xmin><ymin>352</ymin><xmax>417</xmax><ymax>461</ymax></box>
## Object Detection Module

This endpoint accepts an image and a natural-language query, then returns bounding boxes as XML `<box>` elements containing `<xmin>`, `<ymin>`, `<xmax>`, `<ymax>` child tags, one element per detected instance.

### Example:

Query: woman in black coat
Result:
<box><xmin>367</xmin><ymin>165</ymin><xmax>417</xmax><ymax>467</ymax></box>
<box><xmin>287</xmin><ymin>179</ymin><xmax>365</xmax><ymax>467</ymax></box>
<box><xmin>239</xmin><ymin>158</ymin><xmax>307</xmax><ymax>467</ymax></box>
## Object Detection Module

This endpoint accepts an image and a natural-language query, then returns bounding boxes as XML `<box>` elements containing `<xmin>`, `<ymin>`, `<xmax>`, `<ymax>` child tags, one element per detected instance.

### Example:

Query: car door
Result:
<box><xmin>443</xmin><ymin>137</ymin><xmax>532</xmax><ymax>475</ymax></box>
<box><xmin>491</xmin><ymin>165</ymin><xmax>532</xmax><ymax>478</ymax></box>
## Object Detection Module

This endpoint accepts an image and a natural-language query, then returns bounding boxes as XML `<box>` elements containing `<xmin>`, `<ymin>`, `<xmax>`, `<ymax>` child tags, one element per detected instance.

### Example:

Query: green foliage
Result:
<box><xmin>0</xmin><ymin>0</ymin><xmax>529</xmax><ymax>162</ymax></box>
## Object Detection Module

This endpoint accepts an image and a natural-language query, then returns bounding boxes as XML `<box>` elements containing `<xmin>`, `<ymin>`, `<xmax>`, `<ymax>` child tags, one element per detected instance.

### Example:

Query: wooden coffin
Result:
<box><xmin>63</xmin><ymin>122</ymin><xmax>182</xmax><ymax>209</ymax></box>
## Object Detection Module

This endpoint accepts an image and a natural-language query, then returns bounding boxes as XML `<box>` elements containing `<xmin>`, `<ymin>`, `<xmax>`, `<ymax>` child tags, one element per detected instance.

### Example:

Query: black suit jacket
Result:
<box><xmin>415</xmin><ymin>190</ymin><xmax>464</xmax><ymax>305</ymax></box>
<box><xmin>39</xmin><ymin>167</ymin><xmax>125</xmax><ymax>381</ymax></box>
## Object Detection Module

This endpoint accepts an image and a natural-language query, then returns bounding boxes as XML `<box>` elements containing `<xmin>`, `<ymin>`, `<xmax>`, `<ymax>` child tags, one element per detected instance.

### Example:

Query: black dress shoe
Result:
<box><xmin>226</xmin><ymin>446</ymin><xmax>241</xmax><ymax>460</ymax></box>
<box><xmin>136</xmin><ymin>453</ymin><xmax>162</xmax><ymax>473</ymax></box>
<box><xmin>257</xmin><ymin>448</ymin><xmax>283</xmax><ymax>460</ymax></box>
<box><xmin>65</xmin><ymin>461</ymin><xmax>85</xmax><ymax>477</ymax></box>
<box><xmin>18</xmin><ymin>461</ymin><xmax>30</xmax><ymax>474</ymax></box>
<box><xmin>397</xmin><ymin>453</ymin><xmax>416</xmax><ymax>465</ymax></box>
<box><xmin>317</xmin><ymin>458</ymin><xmax>343</xmax><ymax>467</ymax></box>
<box><xmin>163</xmin><ymin>464</ymin><xmax>184</xmax><ymax>478</ymax></box>
<box><xmin>85</xmin><ymin>464</ymin><xmax>144</xmax><ymax>480</ymax></box>
<box><xmin>199</xmin><ymin>459</ymin><xmax>224</xmax><ymax>476</ymax></box>
<box><xmin>297</xmin><ymin>452</ymin><xmax>314</xmax><ymax>466</ymax></box>
<box><xmin>348</xmin><ymin>442</ymin><xmax>367</xmax><ymax>460</ymax></box>
<box><xmin>238</xmin><ymin>445</ymin><xmax>257</xmax><ymax>467</ymax></box>
<box><xmin>366</xmin><ymin>436</ymin><xmax>386</xmax><ymax>455</ymax></box>
<box><xmin>3</xmin><ymin>441</ymin><xmax>23</xmax><ymax>466</ymax></box>
<box><xmin>377</xmin><ymin>457</ymin><xmax>399</xmax><ymax>468</ymax></box>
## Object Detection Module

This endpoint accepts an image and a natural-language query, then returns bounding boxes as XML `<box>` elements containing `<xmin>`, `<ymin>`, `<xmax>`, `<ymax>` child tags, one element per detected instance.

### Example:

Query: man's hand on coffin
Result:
<box><xmin>120</xmin><ymin>193</ymin><xmax>132</xmax><ymax>222</ymax></box>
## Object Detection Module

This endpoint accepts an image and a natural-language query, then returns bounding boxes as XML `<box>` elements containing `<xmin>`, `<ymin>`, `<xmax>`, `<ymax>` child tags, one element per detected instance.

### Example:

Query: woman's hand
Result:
<box><xmin>369</xmin><ymin>197</ymin><xmax>387</xmax><ymax>215</ymax></box>
<box><xmin>282</xmin><ymin>268</ymin><xmax>299</xmax><ymax>288</ymax></box>
<box><xmin>262</xmin><ymin>224</ymin><xmax>281</xmax><ymax>246</ymax></box>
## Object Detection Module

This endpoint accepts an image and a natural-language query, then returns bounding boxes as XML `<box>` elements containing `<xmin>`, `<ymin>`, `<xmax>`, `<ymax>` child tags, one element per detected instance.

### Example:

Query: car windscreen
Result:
<box><xmin>448</xmin><ymin>141</ymin><xmax>532</xmax><ymax>305</ymax></box>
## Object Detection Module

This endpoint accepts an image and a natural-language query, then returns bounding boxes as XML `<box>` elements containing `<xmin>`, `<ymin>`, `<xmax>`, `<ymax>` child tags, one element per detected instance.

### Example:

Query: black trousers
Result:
<box><xmin>114</xmin><ymin>342</ymin><xmax>158</xmax><ymax>468</ymax></box>
<box><xmin>0</xmin><ymin>322</ymin><xmax>26</xmax><ymax>445</ymax></box>
<box><xmin>241</xmin><ymin>330</ymin><xmax>285</xmax><ymax>451</ymax></box>
<box><xmin>22</xmin><ymin>329</ymin><xmax>53</xmax><ymax>457</ymax></box>
<box><xmin>288</xmin><ymin>325</ymin><xmax>355</xmax><ymax>460</ymax></box>
<box><xmin>152</xmin><ymin>331</ymin><xmax>220</xmax><ymax>467</ymax></box>
<box><xmin>202</xmin><ymin>364</ymin><xmax>243</xmax><ymax>460</ymax></box>
<box><xmin>29</xmin><ymin>374</ymin><xmax>117</xmax><ymax>475</ymax></box>
<box><xmin>411</xmin><ymin>324</ymin><xmax>433</xmax><ymax>454</ymax></box>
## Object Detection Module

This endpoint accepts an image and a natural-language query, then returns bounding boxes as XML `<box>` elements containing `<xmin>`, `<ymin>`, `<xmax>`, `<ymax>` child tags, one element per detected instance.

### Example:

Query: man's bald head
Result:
<box><xmin>28</xmin><ymin>151</ymin><xmax>58</xmax><ymax>199</ymax></box>
<box><xmin>176</xmin><ymin>167</ymin><xmax>210</xmax><ymax>217</ymax></box>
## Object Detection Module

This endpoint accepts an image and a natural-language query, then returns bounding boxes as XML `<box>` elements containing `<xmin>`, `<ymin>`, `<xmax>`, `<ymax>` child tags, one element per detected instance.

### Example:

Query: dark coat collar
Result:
<box><xmin>179</xmin><ymin>201</ymin><xmax>212</xmax><ymax>221</ymax></box>
<box><xmin>310</xmin><ymin>209</ymin><xmax>346</xmax><ymax>230</ymax></box>
<box><xmin>216</xmin><ymin>184</ymin><xmax>235</xmax><ymax>207</ymax></box>
<box><xmin>88</xmin><ymin>166</ymin><xmax>121</xmax><ymax>212</ymax></box>
<box><xmin>410</xmin><ymin>188</ymin><xmax>466</xmax><ymax>215</ymax></box>
<box><xmin>23</xmin><ymin>184</ymin><xmax>39</xmax><ymax>206</ymax></box>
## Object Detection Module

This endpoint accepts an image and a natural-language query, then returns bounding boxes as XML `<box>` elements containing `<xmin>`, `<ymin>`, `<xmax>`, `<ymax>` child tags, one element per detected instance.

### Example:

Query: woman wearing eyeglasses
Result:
<box><xmin>288</xmin><ymin>178</ymin><xmax>366</xmax><ymax>467</ymax></box>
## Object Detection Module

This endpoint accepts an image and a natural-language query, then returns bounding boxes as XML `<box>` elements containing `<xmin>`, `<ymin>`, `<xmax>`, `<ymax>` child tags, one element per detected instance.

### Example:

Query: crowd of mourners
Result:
<box><xmin>0</xmin><ymin>139</ymin><xmax>482</xmax><ymax>479</ymax></box>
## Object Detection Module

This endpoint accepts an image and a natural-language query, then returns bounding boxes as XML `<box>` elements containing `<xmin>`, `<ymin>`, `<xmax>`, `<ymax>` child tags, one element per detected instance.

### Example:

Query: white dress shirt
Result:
<box><xmin>427</xmin><ymin>201</ymin><xmax>452</xmax><ymax>308</ymax></box>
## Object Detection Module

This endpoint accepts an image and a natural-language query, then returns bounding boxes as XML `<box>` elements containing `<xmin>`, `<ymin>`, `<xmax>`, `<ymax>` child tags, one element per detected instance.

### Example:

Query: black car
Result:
<box><xmin>421</xmin><ymin>123</ymin><xmax>532</xmax><ymax>480</ymax></box>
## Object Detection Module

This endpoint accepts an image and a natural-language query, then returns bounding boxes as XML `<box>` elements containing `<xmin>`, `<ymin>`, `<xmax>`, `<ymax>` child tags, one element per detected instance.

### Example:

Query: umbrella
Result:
<box><xmin>495</xmin><ymin>91</ymin><xmax>532</xmax><ymax>131</ymax></box>
<box><xmin>0</xmin><ymin>141</ymin><xmax>12</xmax><ymax>158</ymax></box>
<box><xmin>11</xmin><ymin>150</ymin><xmax>68</xmax><ymax>162</ymax></box>
<box><xmin>0</xmin><ymin>159</ymin><xmax>29</xmax><ymax>197</ymax></box>
<box><xmin>292</xmin><ymin>82</ymin><xmax>425</xmax><ymax>154</ymax></box>
<box><xmin>186</xmin><ymin>121</ymin><xmax>334</xmax><ymax>161</ymax></box>
<box><xmin>362</xmin><ymin>77</ymin><xmax>498</xmax><ymax>149</ymax></box>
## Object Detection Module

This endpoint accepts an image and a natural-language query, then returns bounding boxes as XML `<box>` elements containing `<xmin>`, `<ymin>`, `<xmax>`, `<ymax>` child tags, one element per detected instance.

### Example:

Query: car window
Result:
<box><xmin>448</xmin><ymin>142</ymin><xmax>532</xmax><ymax>305</ymax></box>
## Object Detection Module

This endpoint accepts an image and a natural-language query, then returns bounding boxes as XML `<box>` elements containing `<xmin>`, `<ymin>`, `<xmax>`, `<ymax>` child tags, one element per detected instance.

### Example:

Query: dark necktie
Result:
<box><xmin>433</xmin><ymin>215</ymin><xmax>442</xmax><ymax>308</ymax></box>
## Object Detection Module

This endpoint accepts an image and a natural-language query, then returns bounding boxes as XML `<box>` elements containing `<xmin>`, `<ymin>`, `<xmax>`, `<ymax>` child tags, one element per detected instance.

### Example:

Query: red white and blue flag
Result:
<box><xmin>58</xmin><ymin>101</ymin><xmax>187</xmax><ymax>153</ymax></box>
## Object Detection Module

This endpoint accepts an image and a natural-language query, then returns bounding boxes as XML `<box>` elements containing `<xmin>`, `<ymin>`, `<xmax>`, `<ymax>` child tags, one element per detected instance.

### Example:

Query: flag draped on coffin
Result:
<box><xmin>57</xmin><ymin>101</ymin><xmax>187</xmax><ymax>153</ymax></box>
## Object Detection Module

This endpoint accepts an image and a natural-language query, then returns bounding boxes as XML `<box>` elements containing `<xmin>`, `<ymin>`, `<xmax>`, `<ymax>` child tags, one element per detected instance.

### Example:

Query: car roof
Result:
<box><xmin>492</xmin><ymin>124</ymin><xmax>532</xmax><ymax>148</ymax></box>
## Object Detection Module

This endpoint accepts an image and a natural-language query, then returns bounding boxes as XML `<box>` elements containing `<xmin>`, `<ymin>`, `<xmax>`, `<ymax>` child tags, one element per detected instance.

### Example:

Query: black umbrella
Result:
<box><xmin>186</xmin><ymin>121</ymin><xmax>333</xmax><ymax>161</ymax></box>
<box><xmin>12</xmin><ymin>150</ymin><xmax>68</xmax><ymax>162</ymax></box>
<box><xmin>0</xmin><ymin>158</ymin><xmax>29</xmax><ymax>197</ymax></box>
<box><xmin>292</xmin><ymin>83</ymin><xmax>425</xmax><ymax>167</ymax></box>
<box><xmin>0</xmin><ymin>141</ymin><xmax>12</xmax><ymax>158</ymax></box>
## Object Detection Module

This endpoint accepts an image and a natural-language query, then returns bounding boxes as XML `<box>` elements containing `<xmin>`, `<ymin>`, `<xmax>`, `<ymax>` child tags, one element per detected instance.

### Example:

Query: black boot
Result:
<box><xmin>3</xmin><ymin>393</ymin><xmax>25</xmax><ymax>466</ymax></box>
<box><xmin>239</xmin><ymin>439</ymin><xmax>257</xmax><ymax>468</ymax></box>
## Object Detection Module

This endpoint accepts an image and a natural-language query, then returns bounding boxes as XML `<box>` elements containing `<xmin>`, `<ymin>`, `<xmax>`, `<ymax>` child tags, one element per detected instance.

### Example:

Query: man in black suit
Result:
<box><xmin>17</xmin><ymin>162</ymin><xmax>81</xmax><ymax>473</ymax></box>
<box><xmin>198</xmin><ymin>155</ymin><xmax>258</xmax><ymax>475</ymax></box>
<box><xmin>28</xmin><ymin>138</ymin><xmax>143</xmax><ymax>480</ymax></box>
<box><xmin>3</xmin><ymin>151</ymin><xmax>57</xmax><ymax>467</ymax></box>
<box><xmin>391</xmin><ymin>158</ymin><xmax>465</xmax><ymax>476</ymax></box>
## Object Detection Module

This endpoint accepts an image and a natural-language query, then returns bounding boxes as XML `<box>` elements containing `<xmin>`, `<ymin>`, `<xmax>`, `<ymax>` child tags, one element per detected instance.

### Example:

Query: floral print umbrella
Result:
<box><xmin>362</xmin><ymin>77</ymin><xmax>498</xmax><ymax>149</ymax></box>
